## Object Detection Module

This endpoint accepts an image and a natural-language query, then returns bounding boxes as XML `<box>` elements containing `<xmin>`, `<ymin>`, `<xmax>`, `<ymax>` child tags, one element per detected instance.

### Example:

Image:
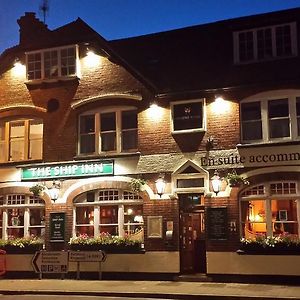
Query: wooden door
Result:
<box><xmin>180</xmin><ymin>213</ymin><xmax>194</xmax><ymax>273</ymax></box>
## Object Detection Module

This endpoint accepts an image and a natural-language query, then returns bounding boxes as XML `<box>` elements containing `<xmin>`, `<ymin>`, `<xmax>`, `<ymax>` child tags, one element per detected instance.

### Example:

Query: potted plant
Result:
<box><xmin>130</xmin><ymin>178</ymin><xmax>146</xmax><ymax>194</ymax></box>
<box><xmin>29</xmin><ymin>183</ymin><xmax>45</xmax><ymax>197</ymax></box>
<box><xmin>0</xmin><ymin>235</ymin><xmax>44</xmax><ymax>254</ymax></box>
<box><xmin>69</xmin><ymin>233</ymin><xmax>143</xmax><ymax>253</ymax></box>
<box><xmin>238</xmin><ymin>234</ymin><xmax>300</xmax><ymax>255</ymax></box>
<box><xmin>225</xmin><ymin>170</ymin><xmax>249</xmax><ymax>187</ymax></box>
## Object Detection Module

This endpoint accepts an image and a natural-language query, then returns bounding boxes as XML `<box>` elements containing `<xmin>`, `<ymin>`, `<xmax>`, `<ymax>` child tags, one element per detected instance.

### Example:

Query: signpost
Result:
<box><xmin>69</xmin><ymin>251</ymin><xmax>107</xmax><ymax>280</ymax></box>
<box><xmin>32</xmin><ymin>251</ymin><xmax>69</xmax><ymax>279</ymax></box>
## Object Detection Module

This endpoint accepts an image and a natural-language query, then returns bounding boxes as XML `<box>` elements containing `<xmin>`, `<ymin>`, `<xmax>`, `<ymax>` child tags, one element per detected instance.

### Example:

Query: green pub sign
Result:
<box><xmin>21</xmin><ymin>160</ymin><xmax>114</xmax><ymax>180</ymax></box>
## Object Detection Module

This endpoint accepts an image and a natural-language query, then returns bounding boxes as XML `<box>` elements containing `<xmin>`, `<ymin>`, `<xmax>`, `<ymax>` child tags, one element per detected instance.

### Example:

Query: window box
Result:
<box><xmin>237</xmin><ymin>235</ymin><xmax>300</xmax><ymax>255</ymax></box>
<box><xmin>69</xmin><ymin>233</ymin><xmax>144</xmax><ymax>254</ymax></box>
<box><xmin>0</xmin><ymin>236</ymin><xmax>44</xmax><ymax>254</ymax></box>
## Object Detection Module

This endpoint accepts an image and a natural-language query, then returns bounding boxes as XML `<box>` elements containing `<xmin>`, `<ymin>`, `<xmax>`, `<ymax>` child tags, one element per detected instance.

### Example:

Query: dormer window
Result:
<box><xmin>26</xmin><ymin>45</ymin><xmax>78</xmax><ymax>80</ymax></box>
<box><xmin>233</xmin><ymin>22</ymin><xmax>297</xmax><ymax>64</ymax></box>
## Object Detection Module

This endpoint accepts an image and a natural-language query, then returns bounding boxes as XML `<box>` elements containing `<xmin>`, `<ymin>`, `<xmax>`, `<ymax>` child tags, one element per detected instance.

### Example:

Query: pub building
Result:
<box><xmin>0</xmin><ymin>7</ymin><xmax>300</xmax><ymax>280</ymax></box>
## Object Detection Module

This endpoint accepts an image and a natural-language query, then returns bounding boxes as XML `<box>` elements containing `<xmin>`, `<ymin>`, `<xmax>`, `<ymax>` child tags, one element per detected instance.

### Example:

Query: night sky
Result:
<box><xmin>0</xmin><ymin>0</ymin><xmax>300</xmax><ymax>54</ymax></box>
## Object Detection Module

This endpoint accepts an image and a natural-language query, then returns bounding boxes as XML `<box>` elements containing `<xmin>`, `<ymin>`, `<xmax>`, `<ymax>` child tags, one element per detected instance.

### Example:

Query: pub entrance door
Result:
<box><xmin>179</xmin><ymin>193</ymin><xmax>206</xmax><ymax>274</ymax></box>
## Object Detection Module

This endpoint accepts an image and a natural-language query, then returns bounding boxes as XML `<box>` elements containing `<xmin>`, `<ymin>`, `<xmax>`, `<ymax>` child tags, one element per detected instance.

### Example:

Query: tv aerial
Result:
<box><xmin>39</xmin><ymin>0</ymin><xmax>49</xmax><ymax>24</ymax></box>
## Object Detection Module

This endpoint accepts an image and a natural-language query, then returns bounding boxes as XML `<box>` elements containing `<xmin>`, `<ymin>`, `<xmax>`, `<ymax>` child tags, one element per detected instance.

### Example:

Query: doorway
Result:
<box><xmin>179</xmin><ymin>193</ymin><xmax>206</xmax><ymax>274</ymax></box>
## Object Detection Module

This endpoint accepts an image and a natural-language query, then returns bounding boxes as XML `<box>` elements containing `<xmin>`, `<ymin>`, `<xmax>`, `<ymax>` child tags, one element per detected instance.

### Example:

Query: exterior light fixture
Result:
<box><xmin>48</xmin><ymin>180</ymin><xmax>61</xmax><ymax>201</ymax></box>
<box><xmin>211</xmin><ymin>170</ymin><xmax>221</xmax><ymax>196</ymax></box>
<box><xmin>155</xmin><ymin>174</ymin><xmax>166</xmax><ymax>198</ymax></box>
<box><xmin>214</xmin><ymin>95</ymin><xmax>225</xmax><ymax>103</ymax></box>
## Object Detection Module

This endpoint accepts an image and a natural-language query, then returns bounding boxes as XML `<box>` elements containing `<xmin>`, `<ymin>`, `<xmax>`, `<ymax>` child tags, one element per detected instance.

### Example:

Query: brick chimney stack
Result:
<box><xmin>17</xmin><ymin>12</ymin><xmax>50</xmax><ymax>46</ymax></box>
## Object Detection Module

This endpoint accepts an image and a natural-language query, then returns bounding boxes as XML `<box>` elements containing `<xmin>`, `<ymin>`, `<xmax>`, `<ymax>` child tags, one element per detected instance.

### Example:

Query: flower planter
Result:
<box><xmin>0</xmin><ymin>244</ymin><xmax>43</xmax><ymax>254</ymax></box>
<box><xmin>69</xmin><ymin>244</ymin><xmax>143</xmax><ymax>253</ymax></box>
<box><xmin>238</xmin><ymin>244</ymin><xmax>300</xmax><ymax>255</ymax></box>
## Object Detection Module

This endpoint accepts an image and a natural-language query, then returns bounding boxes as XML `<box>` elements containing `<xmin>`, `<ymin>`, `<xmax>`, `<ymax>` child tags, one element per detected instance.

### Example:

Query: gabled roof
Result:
<box><xmin>0</xmin><ymin>15</ymin><xmax>156</xmax><ymax>92</ymax></box>
<box><xmin>111</xmin><ymin>7</ymin><xmax>300</xmax><ymax>97</ymax></box>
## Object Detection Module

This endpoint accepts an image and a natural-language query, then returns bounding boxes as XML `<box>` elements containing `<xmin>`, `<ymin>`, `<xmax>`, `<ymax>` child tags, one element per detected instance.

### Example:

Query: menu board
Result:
<box><xmin>206</xmin><ymin>207</ymin><xmax>228</xmax><ymax>240</ymax></box>
<box><xmin>50</xmin><ymin>212</ymin><xmax>65</xmax><ymax>242</ymax></box>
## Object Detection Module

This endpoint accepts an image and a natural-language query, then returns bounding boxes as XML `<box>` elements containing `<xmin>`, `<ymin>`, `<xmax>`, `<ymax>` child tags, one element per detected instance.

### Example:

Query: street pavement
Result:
<box><xmin>0</xmin><ymin>279</ymin><xmax>299</xmax><ymax>299</ymax></box>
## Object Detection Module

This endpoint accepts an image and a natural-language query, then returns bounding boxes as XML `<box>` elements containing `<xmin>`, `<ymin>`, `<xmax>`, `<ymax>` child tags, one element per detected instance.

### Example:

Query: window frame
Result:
<box><xmin>73</xmin><ymin>189</ymin><xmax>144</xmax><ymax>239</ymax></box>
<box><xmin>233</xmin><ymin>22</ymin><xmax>297</xmax><ymax>64</ymax></box>
<box><xmin>0</xmin><ymin>194</ymin><xmax>45</xmax><ymax>240</ymax></box>
<box><xmin>240</xmin><ymin>91</ymin><xmax>300</xmax><ymax>144</ymax></box>
<box><xmin>0</xmin><ymin>118</ymin><xmax>43</xmax><ymax>163</ymax></box>
<box><xmin>78</xmin><ymin>106</ymin><xmax>138</xmax><ymax>155</ymax></box>
<box><xmin>26</xmin><ymin>44</ymin><xmax>79</xmax><ymax>81</ymax></box>
<box><xmin>240</xmin><ymin>181</ymin><xmax>300</xmax><ymax>238</ymax></box>
<box><xmin>170</xmin><ymin>98</ymin><xmax>206</xmax><ymax>134</ymax></box>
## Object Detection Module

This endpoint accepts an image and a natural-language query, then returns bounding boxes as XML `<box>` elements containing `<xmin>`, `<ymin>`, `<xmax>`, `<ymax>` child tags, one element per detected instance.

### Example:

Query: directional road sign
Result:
<box><xmin>69</xmin><ymin>250</ymin><xmax>106</xmax><ymax>262</ymax></box>
<box><xmin>32</xmin><ymin>251</ymin><xmax>68</xmax><ymax>274</ymax></box>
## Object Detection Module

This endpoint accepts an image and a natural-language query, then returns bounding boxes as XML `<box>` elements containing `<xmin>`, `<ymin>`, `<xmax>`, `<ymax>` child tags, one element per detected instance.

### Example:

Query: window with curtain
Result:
<box><xmin>73</xmin><ymin>189</ymin><xmax>144</xmax><ymax>241</ymax></box>
<box><xmin>0</xmin><ymin>194</ymin><xmax>45</xmax><ymax>239</ymax></box>
<box><xmin>240</xmin><ymin>182</ymin><xmax>299</xmax><ymax>238</ymax></box>
<box><xmin>0</xmin><ymin>119</ymin><xmax>43</xmax><ymax>163</ymax></box>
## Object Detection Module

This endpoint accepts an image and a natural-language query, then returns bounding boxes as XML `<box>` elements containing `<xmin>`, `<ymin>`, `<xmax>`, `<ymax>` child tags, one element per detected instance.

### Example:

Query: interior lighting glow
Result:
<box><xmin>85</xmin><ymin>50</ymin><xmax>101</xmax><ymax>68</ymax></box>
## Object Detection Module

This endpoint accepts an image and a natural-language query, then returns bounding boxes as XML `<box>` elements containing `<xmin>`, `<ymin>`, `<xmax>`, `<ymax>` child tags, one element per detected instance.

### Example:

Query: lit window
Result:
<box><xmin>74</xmin><ymin>189</ymin><xmax>144</xmax><ymax>240</ymax></box>
<box><xmin>234</xmin><ymin>22</ymin><xmax>297</xmax><ymax>63</ymax></box>
<box><xmin>79</xmin><ymin>108</ymin><xmax>138</xmax><ymax>155</ymax></box>
<box><xmin>0</xmin><ymin>119</ymin><xmax>43</xmax><ymax>163</ymax></box>
<box><xmin>240</xmin><ymin>182</ymin><xmax>299</xmax><ymax>238</ymax></box>
<box><xmin>0</xmin><ymin>194</ymin><xmax>45</xmax><ymax>239</ymax></box>
<box><xmin>241</xmin><ymin>92</ymin><xmax>300</xmax><ymax>143</ymax></box>
<box><xmin>26</xmin><ymin>45</ymin><xmax>77</xmax><ymax>80</ymax></box>
<box><xmin>171</xmin><ymin>99</ymin><xmax>206</xmax><ymax>133</ymax></box>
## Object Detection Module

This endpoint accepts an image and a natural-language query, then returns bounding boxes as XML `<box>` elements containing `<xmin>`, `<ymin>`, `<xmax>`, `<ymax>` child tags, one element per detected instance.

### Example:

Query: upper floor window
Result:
<box><xmin>233</xmin><ymin>22</ymin><xmax>297</xmax><ymax>63</ymax></box>
<box><xmin>79</xmin><ymin>108</ymin><xmax>138</xmax><ymax>155</ymax></box>
<box><xmin>171</xmin><ymin>99</ymin><xmax>206</xmax><ymax>134</ymax></box>
<box><xmin>0</xmin><ymin>119</ymin><xmax>43</xmax><ymax>163</ymax></box>
<box><xmin>241</xmin><ymin>91</ymin><xmax>300</xmax><ymax>144</ymax></box>
<box><xmin>26</xmin><ymin>45</ymin><xmax>78</xmax><ymax>80</ymax></box>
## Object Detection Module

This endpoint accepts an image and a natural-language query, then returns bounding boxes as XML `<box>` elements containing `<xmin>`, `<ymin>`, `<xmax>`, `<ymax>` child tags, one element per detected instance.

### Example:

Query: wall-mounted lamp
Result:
<box><xmin>214</xmin><ymin>95</ymin><xmax>225</xmax><ymax>103</ymax></box>
<box><xmin>206</xmin><ymin>136</ymin><xmax>214</xmax><ymax>151</ymax></box>
<box><xmin>48</xmin><ymin>180</ymin><xmax>61</xmax><ymax>201</ymax></box>
<box><xmin>155</xmin><ymin>174</ymin><xmax>166</xmax><ymax>198</ymax></box>
<box><xmin>211</xmin><ymin>170</ymin><xmax>221</xmax><ymax>196</ymax></box>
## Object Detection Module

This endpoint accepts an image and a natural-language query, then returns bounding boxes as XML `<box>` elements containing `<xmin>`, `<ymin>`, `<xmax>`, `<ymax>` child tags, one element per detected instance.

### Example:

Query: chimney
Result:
<box><xmin>17</xmin><ymin>12</ymin><xmax>50</xmax><ymax>46</ymax></box>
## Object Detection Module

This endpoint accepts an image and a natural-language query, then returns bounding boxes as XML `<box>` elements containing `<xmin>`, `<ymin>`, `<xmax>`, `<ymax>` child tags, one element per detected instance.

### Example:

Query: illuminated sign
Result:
<box><xmin>21</xmin><ymin>160</ymin><xmax>114</xmax><ymax>180</ymax></box>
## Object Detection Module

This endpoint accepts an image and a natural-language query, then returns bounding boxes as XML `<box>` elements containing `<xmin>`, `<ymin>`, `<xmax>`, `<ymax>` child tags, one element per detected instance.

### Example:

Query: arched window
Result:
<box><xmin>240</xmin><ymin>181</ymin><xmax>300</xmax><ymax>238</ymax></box>
<box><xmin>0</xmin><ymin>194</ymin><xmax>45</xmax><ymax>239</ymax></box>
<box><xmin>73</xmin><ymin>189</ymin><xmax>144</xmax><ymax>241</ymax></box>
